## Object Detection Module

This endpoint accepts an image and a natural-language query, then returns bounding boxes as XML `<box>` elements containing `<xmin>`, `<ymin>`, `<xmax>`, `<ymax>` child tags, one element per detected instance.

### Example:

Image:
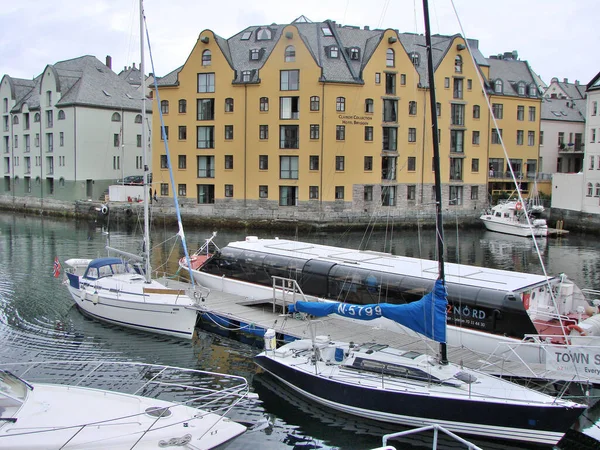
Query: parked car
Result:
<box><xmin>118</xmin><ymin>175</ymin><xmax>143</xmax><ymax>185</ymax></box>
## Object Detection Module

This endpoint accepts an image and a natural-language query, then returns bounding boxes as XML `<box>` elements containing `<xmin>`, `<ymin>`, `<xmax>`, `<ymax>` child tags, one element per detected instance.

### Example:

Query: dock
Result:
<box><xmin>547</xmin><ymin>227</ymin><xmax>569</xmax><ymax>237</ymax></box>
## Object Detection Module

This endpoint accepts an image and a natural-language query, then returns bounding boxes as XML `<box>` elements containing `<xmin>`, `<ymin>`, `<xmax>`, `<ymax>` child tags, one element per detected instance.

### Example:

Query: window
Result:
<box><xmin>517</xmin><ymin>130</ymin><xmax>524</xmax><ymax>145</ymax></box>
<box><xmin>336</xmin><ymin>97</ymin><xmax>345</xmax><ymax>112</ymax></box>
<box><xmin>364</xmin><ymin>156</ymin><xmax>373</xmax><ymax>171</ymax></box>
<box><xmin>450</xmin><ymin>130</ymin><xmax>464</xmax><ymax>152</ymax></box>
<box><xmin>178</xmin><ymin>184</ymin><xmax>187</xmax><ymax>196</ymax></box>
<box><xmin>197</xmin><ymin>126</ymin><xmax>214</xmax><ymax>148</ymax></box>
<box><xmin>365</xmin><ymin>126</ymin><xmax>373</xmax><ymax>141</ymax></box>
<box><xmin>224</xmin><ymin>184</ymin><xmax>233</xmax><ymax>197</ymax></box>
<box><xmin>310</xmin><ymin>124</ymin><xmax>319</xmax><ymax>140</ymax></box>
<box><xmin>528</xmin><ymin>131</ymin><xmax>535</xmax><ymax>146</ymax></box>
<box><xmin>449</xmin><ymin>186</ymin><xmax>463</xmax><ymax>205</ymax></box>
<box><xmin>259</xmin><ymin>155</ymin><xmax>268</xmax><ymax>170</ymax></box>
<box><xmin>587</xmin><ymin>183</ymin><xmax>593</xmax><ymax>197</ymax></box>
<box><xmin>112</xmin><ymin>155</ymin><xmax>119</xmax><ymax>170</ymax></box>
<box><xmin>444</xmin><ymin>77</ymin><xmax>450</xmax><ymax>88</ymax></box>
<box><xmin>518</xmin><ymin>82</ymin><xmax>526</xmax><ymax>96</ymax></box>
<box><xmin>592</xmin><ymin>129</ymin><xmax>597</xmax><ymax>143</ymax></box>
<box><xmin>529</xmin><ymin>106</ymin><xmax>536</xmax><ymax>121</ymax></box>
<box><xmin>2</xmin><ymin>98</ymin><xmax>7</xmax><ymax>112</ymax></box>
<box><xmin>471</xmin><ymin>158</ymin><xmax>479</xmax><ymax>172</ymax></box>
<box><xmin>202</xmin><ymin>50</ymin><xmax>211</xmax><ymax>66</ymax></box>
<box><xmin>279</xmin><ymin>186</ymin><xmax>298</xmax><ymax>206</ymax></box>
<box><xmin>310</xmin><ymin>96</ymin><xmax>320</xmax><ymax>111</ymax></box>
<box><xmin>197</xmin><ymin>98</ymin><xmax>215</xmax><ymax>120</ymax></box>
<box><xmin>160</xmin><ymin>155</ymin><xmax>168</xmax><ymax>169</ymax></box>
<box><xmin>473</xmin><ymin>105</ymin><xmax>480</xmax><ymax>119</ymax></box>
<box><xmin>225</xmin><ymin>98</ymin><xmax>234</xmax><ymax>112</ymax></box>
<box><xmin>467</xmin><ymin>79</ymin><xmax>472</xmax><ymax>90</ymax></box>
<box><xmin>259</xmin><ymin>185</ymin><xmax>268</xmax><ymax>198</ymax></box>
<box><xmin>335</xmin><ymin>186</ymin><xmax>344</xmax><ymax>200</ymax></box>
<box><xmin>285</xmin><ymin>45</ymin><xmax>295</xmax><ymax>62</ymax></box>
<box><xmin>46</xmin><ymin>90</ymin><xmax>52</xmax><ymax>106</ymax></box>
<box><xmin>280</xmin><ymin>70</ymin><xmax>299</xmax><ymax>91</ymax></box>
<box><xmin>365</xmin><ymin>98</ymin><xmax>374</xmax><ymax>113</ymax></box>
<box><xmin>540</xmin><ymin>130</ymin><xmax>544</xmax><ymax>145</ymax></box>
<box><xmin>408</xmin><ymin>128</ymin><xmax>417</xmax><ymax>142</ymax></box>
<box><xmin>280</xmin><ymin>96</ymin><xmax>300</xmax><ymax>119</ymax></box>
<box><xmin>529</xmin><ymin>84</ymin><xmax>537</xmax><ymax>97</ymax></box>
<box><xmin>224</xmin><ymin>155</ymin><xmax>233</xmax><ymax>170</ymax></box>
<box><xmin>386</xmin><ymin>49</ymin><xmax>395</xmax><ymax>67</ymax></box>
<box><xmin>383</xmin><ymin>99</ymin><xmax>397</xmax><ymax>122</ymax></box>
<box><xmin>24</xmin><ymin>135</ymin><xmax>30</xmax><ymax>152</ymax></box>
<box><xmin>178</xmin><ymin>155</ymin><xmax>187</xmax><ymax>169</ymax></box>
<box><xmin>455</xmin><ymin>55</ymin><xmax>462</xmax><ymax>73</ymax></box>
<box><xmin>113</xmin><ymin>133</ymin><xmax>120</xmax><ymax>147</ymax></box>
<box><xmin>34</xmin><ymin>113</ymin><xmax>40</xmax><ymax>123</ymax></box>
<box><xmin>59</xmin><ymin>132</ymin><xmax>64</xmax><ymax>146</ymax></box>
<box><xmin>241</xmin><ymin>31</ymin><xmax>252</xmax><ymax>40</ymax></box>
<box><xmin>494</xmin><ymin>79</ymin><xmax>503</xmax><ymax>93</ymax></box>
<box><xmin>179</xmin><ymin>126</ymin><xmax>187</xmax><ymax>140</ymax></box>
<box><xmin>408</xmin><ymin>101</ymin><xmax>417</xmax><ymax>115</ymax></box>
<box><xmin>400</xmin><ymin>74</ymin><xmax>406</xmax><ymax>85</ymax></box>
<box><xmin>280</xmin><ymin>156</ymin><xmax>299</xmax><ymax>179</ymax></box>
<box><xmin>491</xmin><ymin>129</ymin><xmax>502</xmax><ymax>144</ymax></box>
<box><xmin>35</xmin><ymin>134</ymin><xmax>39</xmax><ymax>147</ymax></box>
<box><xmin>198</xmin><ymin>184</ymin><xmax>215</xmax><ymax>204</ymax></box>
<box><xmin>382</xmin><ymin>156</ymin><xmax>396</xmax><ymax>180</ymax></box>
<box><xmin>280</xmin><ymin>125</ymin><xmax>299</xmax><ymax>148</ymax></box>
<box><xmin>364</xmin><ymin>186</ymin><xmax>373</xmax><ymax>201</ymax></box>
<box><xmin>375</xmin><ymin>73</ymin><xmax>381</xmax><ymax>84</ymax></box>
<box><xmin>57</xmin><ymin>110</ymin><xmax>65</xmax><ymax>120</ymax></box>
<box><xmin>453</xmin><ymin>78</ymin><xmax>463</xmax><ymax>99</ymax></box>
<box><xmin>135</xmin><ymin>114</ymin><xmax>142</xmax><ymax>123</ymax></box>
<box><xmin>197</xmin><ymin>73</ymin><xmax>215</xmax><ymax>93</ymax></box>
<box><xmin>309</xmin><ymin>155</ymin><xmax>319</xmax><ymax>170</ymax></box>
<box><xmin>381</xmin><ymin>186</ymin><xmax>396</xmax><ymax>206</ymax></box>
<box><xmin>336</xmin><ymin>125</ymin><xmax>345</xmax><ymax>141</ymax></box>
<box><xmin>335</xmin><ymin>156</ymin><xmax>345</xmax><ymax>171</ymax></box>
<box><xmin>179</xmin><ymin>99</ymin><xmax>187</xmax><ymax>113</ymax></box>
<box><xmin>250</xmin><ymin>49</ymin><xmax>260</xmax><ymax>61</ymax></box>
<box><xmin>349</xmin><ymin>47</ymin><xmax>360</xmax><ymax>60</ymax></box>
<box><xmin>382</xmin><ymin>127</ymin><xmax>397</xmax><ymax>151</ymax></box>
<box><xmin>596</xmin><ymin>183</ymin><xmax>600</xmax><ymax>197</ymax></box>
<box><xmin>197</xmin><ymin>155</ymin><xmax>215</xmax><ymax>178</ymax></box>
<box><xmin>385</xmin><ymin>73</ymin><xmax>396</xmax><ymax>95</ymax></box>
<box><xmin>407</xmin><ymin>185</ymin><xmax>416</xmax><ymax>201</ymax></box>
<box><xmin>472</xmin><ymin>130</ymin><xmax>480</xmax><ymax>145</ymax></box>
<box><xmin>309</xmin><ymin>186</ymin><xmax>319</xmax><ymax>199</ymax></box>
<box><xmin>451</xmin><ymin>104</ymin><xmax>465</xmax><ymax>126</ymax></box>
<box><xmin>329</xmin><ymin>46</ymin><xmax>339</xmax><ymax>58</ymax></box>
<box><xmin>160</xmin><ymin>100</ymin><xmax>169</xmax><ymax>114</ymax></box>
<box><xmin>162</xmin><ymin>126</ymin><xmax>169</xmax><ymax>140</ymax></box>
<box><xmin>492</xmin><ymin>103</ymin><xmax>503</xmax><ymax>119</ymax></box>
<box><xmin>13</xmin><ymin>135</ymin><xmax>18</xmax><ymax>148</ymax></box>
<box><xmin>224</xmin><ymin>125</ymin><xmax>234</xmax><ymax>140</ymax></box>
<box><xmin>450</xmin><ymin>158</ymin><xmax>463</xmax><ymax>181</ymax></box>
<box><xmin>469</xmin><ymin>186</ymin><xmax>478</xmax><ymax>200</ymax></box>
<box><xmin>516</xmin><ymin>105</ymin><xmax>524</xmax><ymax>121</ymax></box>
<box><xmin>46</xmin><ymin>110</ymin><xmax>53</xmax><ymax>128</ymax></box>
<box><xmin>436</xmin><ymin>102</ymin><xmax>441</xmax><ymax>117</ymax></box>
<box><xmin>590</xmin><ymin>156</ymin><xmax>595</xmax><ymax>170</ymax></box>
<box><xmin>257</xmin><ymin>27</ymin><xmax>272</xmax><ymax>40</ymax></box>
<box><xmin>407</xmin><ymin>156</ymin><xmax>416</xmax><ymax>171</ymax></box>
<box><xmin>558</xmin><ymin>132</ymin><xmax>565</xmax><ymax>147</ymax></box>
<box><xmin>260</xmin><ymin>97</ymin><xmax>269</xmax><ymax>111</ymax></box>
<box><xmin>259</xmin><ymin>125</ymin><xmax>268</xmax><ymax>140</ymax></box>
<box><xmin>241</xmin><ymin>71</ymin><xmax>252</xmax><ymax>82</ymax></box>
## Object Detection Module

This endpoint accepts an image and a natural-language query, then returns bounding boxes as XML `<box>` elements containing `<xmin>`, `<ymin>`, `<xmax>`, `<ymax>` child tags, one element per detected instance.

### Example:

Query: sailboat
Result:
<box><xmin>254</xmin><ymin>1</ymin><xmax>585</xmax><ymax>445</ymax></box>
<box><xmin>63</xmin><ymin>0</ymin><xmax>201</xmax><ymax>339</ymax></box>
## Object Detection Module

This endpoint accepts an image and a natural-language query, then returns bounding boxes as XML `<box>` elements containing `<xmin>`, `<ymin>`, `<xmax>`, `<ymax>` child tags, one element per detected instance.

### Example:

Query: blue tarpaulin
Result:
<box><xmin>288</xmin><ymin>279</ymin><xmax>447</xmax><ymax>343</ymax></box>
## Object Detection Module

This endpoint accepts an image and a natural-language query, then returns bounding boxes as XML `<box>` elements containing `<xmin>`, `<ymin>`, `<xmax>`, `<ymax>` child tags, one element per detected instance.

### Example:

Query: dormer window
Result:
<box><xmin>202</xmin><ymin>50</ymin><xmax>211</xmax><ymax>66</ymax></box>
<box><xmin>328</xmin><ymin>46</ymin><xmax>339</xmax><ymax>58</ymax></box>
<box><xmin>494</xmin><ymin>79</ymin><xmax>503</xmax><ymax>94</ymax></box>
<box><xmin>285</xmin><ymin>45</ymin><xmax>295</xmax><ymax>62</ymax></box>
<box><xmin>250</xmin><ymin>48</ymin><xmax>262</xmax><ymax>61</ymax></box>
<box><xmin>348</xmin><ymin>47</ymin><xmax>360</xmax><ymax>60</ymax></box>
<box><xmin>321</xmin><ymin>27</ymin><xmax>333</xmax><ymax>36</ymax></box>
<box><xmin>386</xmin><ymin>49</ymin><xmax>395</xmax><ymax>67</ymax></box>
<box><xmin>528</xmin><ymin>84</ymin><xmax>537</xmax><ymax>97</ymax></box>
<box><xmin>517</xmin><ymin>82</ymin><xmax>525</xmax><ymax>95</ymax></box>
<box><xmin>454</xmin><ymin>55</ymin><xmax>462</xmax><ymax>73</ymax></box>
<box><xmin>242</xmin><ymin>71</ymin><xmax>252</xmax><ymax>82</ymax></box>
<box><xmin>410</xmin><ymin>52</ymin><xmax>420</xmax><ymax>67</ymax></box>
<box><xmin>256</xmin><ymin>27</ymin><xmax>272</xmax><ymax>41</ymax></box>
<box><xmin>241</xmin><ymin>31</ymin><xmax>252</xmax><ymax>40</ymax></box>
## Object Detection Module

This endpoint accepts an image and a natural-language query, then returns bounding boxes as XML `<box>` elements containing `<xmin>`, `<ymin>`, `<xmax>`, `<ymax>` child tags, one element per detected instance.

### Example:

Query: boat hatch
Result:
<box><xmin>145</xmin><ymin>406</ymin><xmax>172</xmax><ymax>418</ymax></box>
<box><xmin>350</xmin><ymin>357</ymin><xmax>441</xmax><ymax>383</ymax></box>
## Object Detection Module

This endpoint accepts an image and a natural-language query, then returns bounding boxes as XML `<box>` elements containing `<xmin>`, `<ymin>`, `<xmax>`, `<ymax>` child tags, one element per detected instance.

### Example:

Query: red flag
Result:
<box><xmin>53</xmin><ymin>257</ymin><xmax>61</xmax><ymax>278</ymax></box>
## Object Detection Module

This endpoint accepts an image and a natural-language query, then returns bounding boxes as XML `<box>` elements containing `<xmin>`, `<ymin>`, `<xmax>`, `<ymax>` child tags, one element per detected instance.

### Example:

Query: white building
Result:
<box><xmin>583</xmin><ymin>73</ymin><xmax>600</xmax><ymax>213</ymax></box>
<box><xmin>1</xmin><ymin>55</ymin><xmax>151</xmax><ymax>202</ymax></box>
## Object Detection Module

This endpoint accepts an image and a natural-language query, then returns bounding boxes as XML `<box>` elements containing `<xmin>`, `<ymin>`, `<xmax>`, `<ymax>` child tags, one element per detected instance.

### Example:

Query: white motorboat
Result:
<box><xmin>0</xmin><ymin>360</ymin><xmax>249</xmax><ymax>449</ymax></box>
<box><xmin>480</xmin><ymin>200</ymin><xmax>548</xmax><ymax>237</ymax></box>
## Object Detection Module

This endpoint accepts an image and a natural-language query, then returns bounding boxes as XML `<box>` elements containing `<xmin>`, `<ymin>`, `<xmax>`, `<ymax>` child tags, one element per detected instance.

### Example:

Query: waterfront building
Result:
<box><xmin>151</xmin><ymin>18</ymin><xmax>542</xmax><ymax>220</ymax></box>
<box><xmin>584</xmin><ymin>73</ymin><xmax>600</xmax><ymax>214</ymax></box>
<box><xmin>1</xmin><ymin>56</ymin><xmax>149</xmax><ymax>203</ymax></box>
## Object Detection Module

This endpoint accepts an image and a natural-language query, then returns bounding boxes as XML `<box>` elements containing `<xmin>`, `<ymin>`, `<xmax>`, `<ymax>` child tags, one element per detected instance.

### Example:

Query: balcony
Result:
<box><xmin>558</xmin><ymin>143</ymin><xmax>584</xmax><ymax>153</ymax></box>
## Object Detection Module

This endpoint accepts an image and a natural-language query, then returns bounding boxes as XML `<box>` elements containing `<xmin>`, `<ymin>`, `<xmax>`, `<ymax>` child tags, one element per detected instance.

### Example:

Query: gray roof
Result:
<box><xmin>541</xmin><ymin>97</ymin><xmax>585</xmax><ymax>122</ymax></box>
<box><xmin>118</xmin><ymin>65</ymin><xmax>144</xmax><ymax>86</ymax></box>
<box><xmin>487</xmin><ymin>56</ymin><xmax>538</xmax><ymax>98</ymax></box>
<box><xmin>555</xmin><ymin>80</ymin><xmax>587</xmax><ymax>99</ymax></box>
<box><xmin>6</xmin><ymin>55</ymin><xmax>147</xmax><ymax>113</ymax></box>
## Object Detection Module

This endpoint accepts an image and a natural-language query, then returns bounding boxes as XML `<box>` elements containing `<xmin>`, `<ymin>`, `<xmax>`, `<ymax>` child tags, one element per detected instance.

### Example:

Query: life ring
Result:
<box><xmin>101</xmin><ymin>205</ymin><xmax>109</xmax><ymax>215</ymax></box>
<box><xmin>567</xmin><ymin>324</ymin><xmax>587</xmax><ymax>336</ymax></box>
<box><xmin>522</xmin><ymin>293</ymin><xmax>530</xmax><ymax>310</ymax></box>
<box><xmin>515</xmin><ymin>202</ymin><xmax>523</xmax><ymax>211</ymax></box>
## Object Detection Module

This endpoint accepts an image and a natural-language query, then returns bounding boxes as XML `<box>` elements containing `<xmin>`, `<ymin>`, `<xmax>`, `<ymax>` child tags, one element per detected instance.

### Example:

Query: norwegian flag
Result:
<box><xmin>53</xmin><ymin>257</ymin><xmax>61</xmax><ymax>278</ymax></box>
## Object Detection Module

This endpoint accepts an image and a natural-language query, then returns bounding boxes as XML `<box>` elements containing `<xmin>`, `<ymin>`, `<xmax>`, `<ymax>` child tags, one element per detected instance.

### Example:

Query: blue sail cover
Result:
<box><xmin>288</xmin><ymin>279</ymin><xmax>447</xmax><ymax>343</ymax></box>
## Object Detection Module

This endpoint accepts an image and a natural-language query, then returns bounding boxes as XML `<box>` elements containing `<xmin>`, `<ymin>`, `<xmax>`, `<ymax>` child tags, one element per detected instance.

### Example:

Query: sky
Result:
<box><xmin>1</xmin><ymin>0</ymin><xmax>597</xmax><ymax>87</ymax></box>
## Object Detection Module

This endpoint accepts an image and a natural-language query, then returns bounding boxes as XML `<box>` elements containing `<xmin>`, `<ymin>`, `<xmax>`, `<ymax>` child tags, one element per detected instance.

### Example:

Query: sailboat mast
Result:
<box><xmin>140</xmin><ymin>0</ymin><xmax>151</xmax><ymax>282</ymax></box>
<box><xmin>422</xmin><ymin>0</ymin><xmax>448</xmax><ymax>364</ymax></box>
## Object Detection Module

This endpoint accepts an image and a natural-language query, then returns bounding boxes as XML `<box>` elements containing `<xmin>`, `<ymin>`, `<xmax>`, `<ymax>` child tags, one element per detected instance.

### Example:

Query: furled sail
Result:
<box><xmin>288</xmin><ymin>279</ymin><xmax>447</xmax><ymax>343</ymax></box>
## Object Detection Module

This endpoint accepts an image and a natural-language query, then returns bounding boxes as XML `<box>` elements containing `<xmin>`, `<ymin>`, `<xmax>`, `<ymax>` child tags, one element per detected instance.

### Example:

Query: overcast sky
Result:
<box><xmin>1</xmin><ymin>0</ymin><xmax>597</xmax><ymax>87</ymax></box>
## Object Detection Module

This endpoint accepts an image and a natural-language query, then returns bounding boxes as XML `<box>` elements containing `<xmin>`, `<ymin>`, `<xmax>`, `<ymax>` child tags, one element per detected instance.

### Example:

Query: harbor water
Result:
<box><xmin>1</xmin><ymin>211</ymin><xmax>600</xmax><ymax>449</ymax></box>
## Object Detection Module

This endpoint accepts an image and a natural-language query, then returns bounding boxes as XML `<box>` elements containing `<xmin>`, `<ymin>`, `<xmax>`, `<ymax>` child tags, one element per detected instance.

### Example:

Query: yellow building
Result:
<box><xmin>151</xmin><ymin>19</ymin><xmax>540</xmax><ymax>220</ymax></box>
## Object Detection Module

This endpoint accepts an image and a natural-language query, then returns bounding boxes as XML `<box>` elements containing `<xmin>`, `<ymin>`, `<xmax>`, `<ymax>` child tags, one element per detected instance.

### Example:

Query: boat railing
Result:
<box><xmin>271</xmin><ymin>276</ymin><xmax>309</xmax><ymax>314</ymax></box>
<box><xmin>582</xmin><ymin>288</ymin><xmax>600</xmax><ymax>303</ymax></box>
<box><xmin>377</xmin><ymin>424</ymin><xmax>482</xmax><ymax>450</ymax></box>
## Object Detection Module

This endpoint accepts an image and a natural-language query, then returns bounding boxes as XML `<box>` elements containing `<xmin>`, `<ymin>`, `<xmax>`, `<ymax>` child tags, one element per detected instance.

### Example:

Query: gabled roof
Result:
<box><xmin>487</xmin><ymin>56</ymin><xmax>539</xmax><ymax>98</ymax></box>
<box><xmin>541</xmin><ymin>97</ymin><xmax>585</xmax><ymax>122</ymax></box>
<box><xmin>118</xmin><ymin>65</ymin><xmax>144</xmax><ymax>87</ymax></box>
<box><xmin>587</xmin><ymin>71</ymin><xmax>600</xmax><ymax>92</ymax></box>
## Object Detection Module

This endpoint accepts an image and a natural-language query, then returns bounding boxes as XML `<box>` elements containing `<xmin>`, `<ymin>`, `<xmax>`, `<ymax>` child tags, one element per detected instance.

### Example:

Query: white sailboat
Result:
<box><xmin>63</xmin><ymin>0</ymin><xmax>201</xmax><ymax>339</ymax></box>
<box><xmin>0</xmin><ymin>360</ymin><xmax>248</xmax><ymax>449</ymax></box>
<box><xmin>254</xmin><ymin>3</ymin><xmax>586</xmax><ymax>444</ymax></box>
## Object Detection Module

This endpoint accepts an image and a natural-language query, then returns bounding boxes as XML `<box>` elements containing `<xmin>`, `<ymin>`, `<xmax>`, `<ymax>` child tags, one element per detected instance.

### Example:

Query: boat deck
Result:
<box><xmin>158</xmin><ymin>277</ymin><xmax>561</xmax><ymax>383</ymax></box>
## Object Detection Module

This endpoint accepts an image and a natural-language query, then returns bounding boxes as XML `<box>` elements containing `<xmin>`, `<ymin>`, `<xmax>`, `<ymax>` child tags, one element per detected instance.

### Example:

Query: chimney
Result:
<box><xmin>105</xmin><ymin>55</ymin><xmax>112</xmax><ymax>69</ymax></box>
<box><xmin>575</xmin><ymin>80</ymin><xmax>580</xmax><ymax>85</ymax></box>
<box><xmin>563</xmin><ymin>78</ymin><xmax>568</xmax><ymax>83</ymax></box>
<box><xmin>364</xmin><ymin>25</ymin><xmax>370</xmax><ymax>30</ymax></box>
<box><xmin>133</xmin><ymin>62</ymin><xmax>136</xmax><ymax>69</ymax></box>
